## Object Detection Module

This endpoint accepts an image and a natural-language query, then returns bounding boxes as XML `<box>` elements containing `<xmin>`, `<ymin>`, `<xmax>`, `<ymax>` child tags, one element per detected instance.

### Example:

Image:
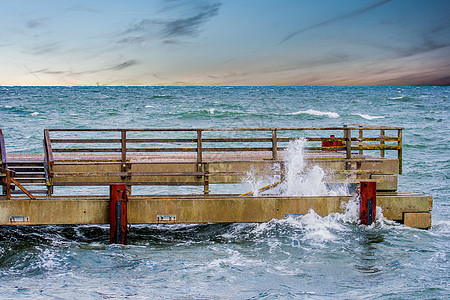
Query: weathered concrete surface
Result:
<box><xmin>370</xmin><ymin>174</ymin><xmax>398</xmax><ymax>191</ymax></box>
<box><xmin>403</xmin><ymin>212</ymin><xmax>432</xmax><ymax>229</ymax></box>
<box><xmin>0</xmin><ymin>193</ymin><xmax>432</xmax><ymax>228</ymax></box>
<box><xmin>377</xmin><ymin>193</ymin><xmax>432</xmax><ymax>221</ymax></box>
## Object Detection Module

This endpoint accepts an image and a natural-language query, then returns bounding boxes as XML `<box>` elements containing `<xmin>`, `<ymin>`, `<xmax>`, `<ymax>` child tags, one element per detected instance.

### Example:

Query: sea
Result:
<box><xmin>0</xmin><ymin>86</ymin><xmax>449</xmax><ymax>299</ymax></box>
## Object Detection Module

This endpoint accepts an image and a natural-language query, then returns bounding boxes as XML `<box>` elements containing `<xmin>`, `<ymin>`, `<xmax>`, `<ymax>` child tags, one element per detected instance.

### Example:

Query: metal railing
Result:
<box><xmin>0</xmin><ymin>129</ymin><xmax>6</xmax><ymax>170</ymax></box>
<box><xmin>1</xmin><ymin>129</ymin><xmax>37</xmax><ymax>199</ymax></box>
<box><xmin>44</xmin><ymin>125</ymin><xmax>403</xmax><ymax>170</ymax></box>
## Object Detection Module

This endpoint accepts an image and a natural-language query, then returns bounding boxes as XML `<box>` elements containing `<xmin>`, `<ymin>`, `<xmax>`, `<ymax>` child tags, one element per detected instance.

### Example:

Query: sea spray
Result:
<box><xmin>245</xmin><ymin>138</ymin><xmax>349</xmax><ymax>196</ymax></box>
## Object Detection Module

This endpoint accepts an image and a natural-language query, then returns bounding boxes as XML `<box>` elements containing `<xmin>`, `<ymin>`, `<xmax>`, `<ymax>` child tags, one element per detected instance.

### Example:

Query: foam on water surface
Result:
<box><xmin>0</xmin><ymin>86</ymin><xmax>448</xmax><ymax>298</ymax></box>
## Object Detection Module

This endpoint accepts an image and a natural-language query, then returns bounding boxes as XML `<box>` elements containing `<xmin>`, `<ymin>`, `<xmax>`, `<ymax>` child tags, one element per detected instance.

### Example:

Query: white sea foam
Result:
<box><xmin>209</xmin><ymin>108</ymin><xmax>215</xmax><ymax>114</ymax></box>
<box><xmin>31</xmin><ymin>112</ymin><xmax>39</xmax><ymax>116</ymax></box>
<box><xmin>352</xmin><ymin>113</ymin><xmax>384</xmax><ymax>120</ymax></box>
<box><xmin>244</xmin><ymin>138</ymin><xmax>349</xmax><ymax>197</ymax></box>
<box><xmin>431</xmin><ymin>220</ymin><xmax>450</xmax><ymax>233</ymax></box>
<box><xmin>207</xmin><ymin>248</ymin><xmax>264</xmax><ymax>268</ymax></box>
<box><xmin>291</xmin><ymin>109</ymin><xmax>340</xmax><ymax>118</ymax></box>
<box><xmin>227</xmin><ymin>195</ymin><xmax>393</xmax><ymax>249</ymax></box>
<box><xmin>281</xmin><ymin>139</ymin><xmax>349</xmax><ymax>196</ymax></box>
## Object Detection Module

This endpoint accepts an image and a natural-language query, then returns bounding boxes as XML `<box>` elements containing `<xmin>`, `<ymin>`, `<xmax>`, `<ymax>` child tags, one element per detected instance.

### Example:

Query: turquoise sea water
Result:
<box><xmin>0</xmin><ymin>86</ymin><xmax>449</xmax><ymax>299</ymax></box>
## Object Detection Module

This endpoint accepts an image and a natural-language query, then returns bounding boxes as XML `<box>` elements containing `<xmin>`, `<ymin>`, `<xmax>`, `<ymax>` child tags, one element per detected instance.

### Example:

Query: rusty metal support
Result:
<box><xmin>6</xmin><ymin>169</ymin><xmax>11</xmax><ymax>199</ymax></box>
<box><xmin>110</xmin><ymin>184</ymin><xmax>129</xmax><ymax>244</ymax></box>
<box><xmin>359</xmin><ymin>181</ymin><xmax>376</xmax><ymax>225</ymax></box>
<box><xmin>5</xmin><ymin>169</ymin><xmax>36</xmax><ymax>200</ymax></box>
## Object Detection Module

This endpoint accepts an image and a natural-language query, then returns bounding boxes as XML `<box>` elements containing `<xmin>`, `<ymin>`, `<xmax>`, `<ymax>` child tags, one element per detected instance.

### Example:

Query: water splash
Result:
<box><xmin>245</xmin><ymin>138</ymin><xmax>349</xmax><ymax>196</ymax></box>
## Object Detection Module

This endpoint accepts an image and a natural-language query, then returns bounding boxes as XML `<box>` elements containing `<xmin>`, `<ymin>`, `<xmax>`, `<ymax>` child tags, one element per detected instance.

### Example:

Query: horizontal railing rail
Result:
<box><xmin>44</xmin><ymin>126</ymin><xmax>402</xmax><ymax>157</ymax></box>
<box><xmin>43</xmin><ymin>125</ymin><xmax>403</xmax><ymax>172</ymax></box>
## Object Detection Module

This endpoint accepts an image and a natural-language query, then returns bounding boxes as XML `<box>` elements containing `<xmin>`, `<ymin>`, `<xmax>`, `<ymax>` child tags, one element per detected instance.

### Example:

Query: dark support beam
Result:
<box><xmin>359</xmin><ymin>181</ymin><xmax>376</xmax><ymax>225</ymax></box>
<box><xmin>110</xmin><ymin>184</ymin><xmax>129</xmax><ymax>244</ymax></box>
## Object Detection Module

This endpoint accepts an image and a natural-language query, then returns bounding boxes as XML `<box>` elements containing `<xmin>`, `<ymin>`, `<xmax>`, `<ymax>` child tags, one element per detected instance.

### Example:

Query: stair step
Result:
<box><xmin>11</xmin><ymin>190</ymin><xmax>47</xmax><ymax>198</ymax></box>
<box><xmin>9</xmin><ymin>163</ymin><xmax>44</xmax><ymax>166</ymax></box>
<box><xmin>8</xmin><ymin>165</ymin><xmax>45</xmax><ymax>168</ymax></box>
<box><xmin>12</xmin><ymin>181</ymin><xmax>46</xmax><ymax>186</ymax></box>
<box><xmin>7</xmin><ymin>161</ymin><xmax>45</xmax><ymax>164</ymax></box>
<box><xmin>10</xmin><ymin>190</ymin><xmax>48</xmax><ymax>195</ymax></box>
<box><xmin>9</xmin><ymin>168</ymin><xmax>45</xmax><ymax>172</ymax></box>
<box><xmin>13</xmin><ymin>172</ymin><xmax>46</xmax><ymax>176</ymax></box>
<box><xmin>13</xmin><ymin>177</ymin><xmax>46</xmax><ymax>181</ymax></box>
<box><xmin>8</xmin><ymin>166</ymin><xmax>45</xmax><ymax>170</ymax></box>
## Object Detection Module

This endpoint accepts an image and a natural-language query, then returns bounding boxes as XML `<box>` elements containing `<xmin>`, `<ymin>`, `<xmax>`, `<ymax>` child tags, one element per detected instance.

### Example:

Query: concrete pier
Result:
<box><xmin>1</xmin><ymin>126</ymin><xmax>432</xmax><ymax>228</ymax></box>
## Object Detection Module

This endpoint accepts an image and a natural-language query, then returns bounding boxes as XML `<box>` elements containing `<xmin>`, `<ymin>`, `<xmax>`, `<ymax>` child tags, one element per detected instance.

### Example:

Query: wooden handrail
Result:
<box><xmin>0</xmin><ymin>129</ymin><xmax>7</xmax><ymax>167</ymax></box>
<box><xmin>2</xmin><ymin>168</ymin><xmax>36</xmax><ymax>200</ymax></box>
<box><xmin>45</xmin><ymin>126</ymin><xmax>403</xmax><ymax>165</ymax></box>
<box><xmin>47</xmin><ymin>126</ymin><xmax>404</xmax><ymax>132</ymax></box>
<box><xmin>40</xmin><ymin>126</ymin><xmax>404</xmax><ymax>194</ymax></box>
<box><xmin>44</xmin><ymin>129</ymin><xmax>54</xmax><ymax>166</ymax></box>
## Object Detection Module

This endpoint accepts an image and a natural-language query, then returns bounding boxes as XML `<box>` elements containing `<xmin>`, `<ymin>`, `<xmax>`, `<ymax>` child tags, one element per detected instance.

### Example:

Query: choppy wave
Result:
<box><xmin>150</xmin><ymin>94</ymin><xmax>174</xmax><ymax>99</ymax></box>
<box><xmin>0</xmin><ymin>86</ymin><xmax>448</xmax><ymax>299</ymax></box>
<box><xmin>290</xmin><ymin>109</ymin><xmax>340</xmax><ymax>118</ymax></box>
<box><xmin>351</xmin><ymin>113</ymin><xmax>384</xmax><ymax>120</ymax></box>
<box><xmin>388</xmin><ymin>96</ymin><xmax>413</xmax><ymax>101</ymax></box>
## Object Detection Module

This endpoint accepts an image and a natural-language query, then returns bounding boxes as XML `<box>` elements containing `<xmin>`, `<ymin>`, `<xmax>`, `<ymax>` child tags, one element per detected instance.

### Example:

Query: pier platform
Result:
<box><xmin>1</xmin><ymin>126</ymin><xmax>432</xmax><ymax>229</ymax></box>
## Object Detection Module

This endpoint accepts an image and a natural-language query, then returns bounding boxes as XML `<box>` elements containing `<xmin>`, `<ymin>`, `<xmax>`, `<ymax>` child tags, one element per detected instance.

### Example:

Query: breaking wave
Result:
<box><xmin>290</xmin><ymin>109</ymin><xmax>340</xmax><ymax>118</ymax></box>
<box><xmin>351</xmin><ymin>113</ymin><xmax>384</xmax><ymax>120</ymax></box>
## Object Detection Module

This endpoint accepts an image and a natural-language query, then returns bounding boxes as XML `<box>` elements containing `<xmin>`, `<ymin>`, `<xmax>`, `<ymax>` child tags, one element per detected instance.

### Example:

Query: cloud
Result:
<box><xmin>32</xmin><ymin>59</ymin><xmax>139</xmax><ymax>78</ymax></box>
<box><xmin>279</xmin><ymin>0</ymin><xmax>392</xmax><ymax>45</ymax></box>
<box><xmin>162</xmin><ymin>2</ymin><xmax>220</xmax><ymax>38</ymax></box>
<box><xmin>26</xmin><ymin>19</ymin><xmax>46</xmax><ymax>29</ymax></box>
<box><xmin>66</xmin><ymin>5</ymin><xmax>104</xmax><ymax>15</ymax></box>
<box><xmin>25</xmin><ymin>43</ymin><xmax>59</xmax><ymax>55</ymax></box>
<box><xmin>106</xmin><ymin>60</ymin><xmax>139</xmax><ymax>71</ymax></box>
<box><xmin>354</xmin><ymin>24</ymin><xmax>450</xmax><ymax>60</ymax></box>
<box><xmin>118</xmin><ymin>1</ymin><xmax>221</xmax><ymax>46</ymax></box>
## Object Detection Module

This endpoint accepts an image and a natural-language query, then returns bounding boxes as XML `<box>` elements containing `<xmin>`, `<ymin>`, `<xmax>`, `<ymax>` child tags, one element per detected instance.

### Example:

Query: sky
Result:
<box><xmin>0</xmin><ymin>0</ymin><xmax>449</xmax><ymax>86</ymax></box>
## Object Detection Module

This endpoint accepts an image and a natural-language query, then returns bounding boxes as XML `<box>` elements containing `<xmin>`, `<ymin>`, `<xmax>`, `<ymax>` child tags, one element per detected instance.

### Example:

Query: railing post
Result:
<box><xmin>359</xmin><ymin>181</ymin><xmax>376</xmax><ymax>225</ymax></box>
<box><xmin>6</xmin><ymin>169</ymin><xmax>11</xmax><ymax>199</ymax></box>
<box><xmin>380</xmin><ymin>129</ymin><xmax>385</xmax><ymax>158</ymax></box>
<box><xmin>398</xmin><ymin>129</ymin><xmax>402</xmax><ymax>174</ymax></box>
<box><xmin>203</xmin><ymin>163</ymin><xmax>210</xmax><ymax>195</ymax></box>
<box><xmin>0</xmin><ymin>129</ymin><xmax>7</xmax><ymax>169</ymax></box>
<box><xmin>110</xmin><ymin>184</ymin><xmax>129</xmax><ymax>244</ymax></box>
<box><xmin>272</xmin><ymin>129</ymin><xmax>278</xmax><ymax>160</ymax></box>
<box><xmin>197</xmin><ymin>130</ymin><xmax>202</xmax><ymax>174</ymax></box>
<box><xmin>359</xmin><ymin>129</ymin><xmax>363</xmax><ymax>155</ymax></box>
<box><xmin>1</xmin><ymin>129</ymin><xmax>7</xmax><ymax>197</ymax></box>
<box><xmin>344</xmin><ymin>126</ymin><xmax>352</xmax><ymax>169</ymax></box>
<box><xmin>121</xmin><ymin>130</ymin><xmax>127</xmax><ymax>172</ymax></box>
<box><xmin>43</xmin><ymin>129</ymin><xmax>54</xmax><ymax>195</ymax></box>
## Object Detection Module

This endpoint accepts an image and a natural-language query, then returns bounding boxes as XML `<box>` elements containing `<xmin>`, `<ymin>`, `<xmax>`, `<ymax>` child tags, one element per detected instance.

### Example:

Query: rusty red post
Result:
<box><xmin>110</xmin><ymin>184</ymin><xmax>128</xmax><ymax>244</ymax></box>
<box><xmin>359</xmin><ymin>181</ymin><xmax>376</xmax><ymax>225</ymax></box>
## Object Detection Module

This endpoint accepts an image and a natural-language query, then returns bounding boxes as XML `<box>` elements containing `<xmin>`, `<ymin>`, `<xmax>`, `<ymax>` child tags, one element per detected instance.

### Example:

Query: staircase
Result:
<box><xmin>6</xmin><ymin>161</ymin><xmax>49</xmax><ymax>196</ymax></box>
